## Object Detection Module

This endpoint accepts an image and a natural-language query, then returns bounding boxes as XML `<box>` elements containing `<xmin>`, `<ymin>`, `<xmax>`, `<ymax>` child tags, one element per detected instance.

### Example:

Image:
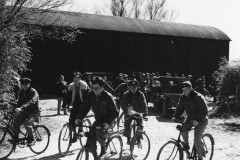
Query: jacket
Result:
<box><xmin>121</xmin><ymin>90</ymin><xmax>148</xmax><ymax>117</ymax></box>
<box><xmin>56</xmin><ymin>80</ymin><xmax>67</xmax><ymax>97</ymax></box>
<box><xmin>174</xmin><ymin>89</ymin><xmax>208</xmax><ymax>122</ymax></box>
<box><xmin>78</xmin><ymin>90</ymin><xmax>119</xmax><ymax>125</ymax></box>
<box><xmin>17</xmin><ymin>87</ymin><xmax>40</xmax><ymax>113</ymax></box>
<box><xmin>68</xmin><ymin>80</ymin><xmax>89</xmax><ymax>105</ymax></box>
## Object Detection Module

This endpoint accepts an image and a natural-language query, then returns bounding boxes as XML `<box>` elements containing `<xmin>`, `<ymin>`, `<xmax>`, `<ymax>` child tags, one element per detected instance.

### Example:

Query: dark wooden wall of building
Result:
<box><xmin>23</xmin><ymin>29</ymin><xmax>229</xmax><ymax>96</ymax></box>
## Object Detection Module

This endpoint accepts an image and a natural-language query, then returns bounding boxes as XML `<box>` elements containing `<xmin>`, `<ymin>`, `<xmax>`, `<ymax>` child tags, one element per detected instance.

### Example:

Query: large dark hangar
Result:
<box><xmin>25</xmin><ymin>10</ymin><xmax>231</xmax><ymax>95</ymax></box>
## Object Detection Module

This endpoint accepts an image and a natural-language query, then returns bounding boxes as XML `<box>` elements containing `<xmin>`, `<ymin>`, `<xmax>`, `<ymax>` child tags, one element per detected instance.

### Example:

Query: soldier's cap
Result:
<box><xmin>119</xmin><ymin>73</ymin><xmax>123</xmax><ymax>77</ymax></box>
<box><xmin>92</xmin><ymin>76</ymin><xmax>105</xmax><ymax>86</ymax></box>
<box><xmin>127</xmin><ymin>79</ymin><xmax>139</xmax><ymax>86</ymax></box>
<box><xmin>181</xmin><ymin>81</ymin><xmax>192</xmax><ymax>88</ymax></box>
<box><xmin>73</xmin><ymin>71</ymin><xmax>81</xmax><ymax>77</ymax></box>
<box><xmin>19</xmin><ymin>77</ymin><xmax>31</xmax><ymax>84</ymax></box>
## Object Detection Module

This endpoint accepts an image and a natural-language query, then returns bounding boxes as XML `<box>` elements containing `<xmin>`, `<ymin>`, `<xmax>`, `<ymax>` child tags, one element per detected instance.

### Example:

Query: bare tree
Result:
<box><xmin>144</xmin><ymin>0</ymin><xmax>178</xmax><ymax>22</ymax></box>
<box><xmin>130</xmin><ymin>0</ymin><xmax>144</xmax><ymax>19</ymax></box>
<box><xmin>109</xmin><ymin>0</ymin><xmax>131</xmax><ymax>17</ymax></box>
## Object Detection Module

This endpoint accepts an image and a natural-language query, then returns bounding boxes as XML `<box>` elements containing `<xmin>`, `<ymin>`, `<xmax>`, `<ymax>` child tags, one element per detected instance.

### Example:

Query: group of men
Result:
<box><xmin>13</xmin><ymin>71</ymin><xmax>208</xmax><ymax>160</ymax></box>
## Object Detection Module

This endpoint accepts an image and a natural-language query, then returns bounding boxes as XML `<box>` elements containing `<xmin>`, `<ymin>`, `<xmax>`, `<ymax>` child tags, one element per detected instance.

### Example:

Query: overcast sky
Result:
<box><xmin>66</xmin><ymin>0</ymin><xmax>240</xmax><ymax>61</ymax></box>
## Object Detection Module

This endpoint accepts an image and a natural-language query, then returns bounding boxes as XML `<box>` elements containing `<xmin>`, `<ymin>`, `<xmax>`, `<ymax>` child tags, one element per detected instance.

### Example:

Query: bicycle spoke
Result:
<box><xmin>131</xmin><ymin>132</ymin><xmax>150</xmax><ymax>160</ymax></box>
<box><xmin>58</xmin><ymin>124</ymin><xmax>71</xmax><ymax>156</ymax></box>
<box><xmin>29</xmin><ymin>125</ymin><xmax>50</xmax><ymax>154</ymax></box>
<box><xmin>157</xmin><ymin>141</ymin><xmax>182</xmax><ymax>160</ymax></box>
<box><xmin>106</xmin><ymin>136</ymin><xmax>122</xmax><ymax>160</ymax></box>
<box><xmin>0</xmin><ymin>128</ymin><xmax>15</xmax><ymax>159</ymax></box>
<box><xmin>202</xmin><ymin>134</ymin><xmax>214</xmax><ymax>160</ymax></box>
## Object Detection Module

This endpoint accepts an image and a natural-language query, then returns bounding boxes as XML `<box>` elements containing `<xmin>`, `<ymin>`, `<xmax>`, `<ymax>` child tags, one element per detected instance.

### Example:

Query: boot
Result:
<box><xmin>127</xmin><ymin>137</ymin><xmax>131</xmax><ymax>145</ymax></box>
<box><xmin>99</xmin><ymin>145</ymin><xmax>107</xmax><ymax>158</ymax></box>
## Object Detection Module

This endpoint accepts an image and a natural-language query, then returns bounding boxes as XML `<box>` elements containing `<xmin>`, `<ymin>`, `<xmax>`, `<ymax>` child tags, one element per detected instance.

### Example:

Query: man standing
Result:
<box><xmin>56</xmin><ymin>75</ymin><xmax>67</xmax><ymax>115</ymax></box>
<box><xmin>121</xmin><ymin>79</ymin><xmax>148</xmax><ymax>144</ymax></box>
<box><xmin>172</xmin><ymin>81</ymin><xmax>208</xmax><ymax>160</ymax></box>
<box><xmin>68</xmin><ymin>72</ymin><xmax>89</xmax><ymax>142</ymax></box>
<box><xmin>195</xmin><ymin>76</ymin><xmax>206</xmax><ymax>96</ymax></box>
<box><xmin>75</xmin><ymin>76</ymin><xmax>119</xmax><ymax>159</ymax></box>
<box><xmin>14</xmin><ymin>78</ymin><xmax>40</xmax><ymax>145</ymax></box>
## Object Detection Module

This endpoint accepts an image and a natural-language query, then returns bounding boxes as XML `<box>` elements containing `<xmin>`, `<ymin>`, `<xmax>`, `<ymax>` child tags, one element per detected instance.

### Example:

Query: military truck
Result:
<box><xmin>150</xmin><ymin>76</ymin><xmax>188</xmax><ymax>117</ymax></box>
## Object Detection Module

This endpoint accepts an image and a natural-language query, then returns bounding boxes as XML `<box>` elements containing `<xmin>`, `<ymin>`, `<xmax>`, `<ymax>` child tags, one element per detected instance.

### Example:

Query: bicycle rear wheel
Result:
<box><xmin>0</xmin><ymin>127</ymin><xmax>15</xmax><ymax>159</ymax></box>
<box><xmin>131</xmin><ymin>132</ymin><xmax>150</xmax><ymax>160</ymax></box>
<box><xmin>58</xmin><ymin>123</ymin><xmax>71</xmax><ymax>157</ymax></box>
<box><xmin>80</xmin><ymin>119</ymin><xmax>91</xmax><ymax>147</ymax></box>
<box><xmin>29</xmin><ymin>125</ymin><xmax>50</xmax><ymax>154</ymax></box>
<box><xmin>202</xmin><ymin>133</ymin><xmax>214</xmax><ymax>160</ymax></box>
<box><xmin>156</xmin><ymin>140</ymin><xmax>183</xmax><ymax>160</ymax></box>
<box><xmin>76</xmin><ymin>147</ymin><xmax>95</xmax><ymax>160</ymax></box>
<box><xmin>106</xmin><ymin>135</ymin><xmax>123</xmax><ymax>160</ymax></box>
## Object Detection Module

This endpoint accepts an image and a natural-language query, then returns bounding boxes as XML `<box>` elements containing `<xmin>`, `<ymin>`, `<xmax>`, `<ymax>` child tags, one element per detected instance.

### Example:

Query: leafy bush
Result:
<box><xmin>214</xmin><ymin>57</ymin><xmax>240</xmax><ymax>99</ymax></box>
<box><xmin>0</xmin><ymin>1</ymin><xmax>80</xmax><ymax>101</ymax></box>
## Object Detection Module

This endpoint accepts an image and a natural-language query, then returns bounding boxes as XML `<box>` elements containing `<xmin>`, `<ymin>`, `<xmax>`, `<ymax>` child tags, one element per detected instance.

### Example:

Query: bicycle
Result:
<box><xmin>76</xmin><ymin>123</ymin><xmax>123</xmax><ymax>160</ymax></box>
<box><xmin>0</xmin><ymin>102</ymin><xmax>50</xmax><ymax>160</ymax></box>
<box><xmin>156</xmin><ymin>121</ymin><xmax>214</xmax><ymax>160</ymax></box>
<box><xmin>58</xmin><ymin>118</ymin><xmax>92</xmax><ymax>157</ymax></box>
<box><xmin>122</xmin><ymin>113</ymin><xmax>150</xmax><ymax>160</ymax></box>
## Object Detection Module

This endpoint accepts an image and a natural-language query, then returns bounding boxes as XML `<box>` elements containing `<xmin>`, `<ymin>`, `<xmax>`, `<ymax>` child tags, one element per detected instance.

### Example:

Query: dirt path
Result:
<box><xmin>6</xmin><ymin>100</ymin><xmax>240</xmax><ymax>160</ymax></box>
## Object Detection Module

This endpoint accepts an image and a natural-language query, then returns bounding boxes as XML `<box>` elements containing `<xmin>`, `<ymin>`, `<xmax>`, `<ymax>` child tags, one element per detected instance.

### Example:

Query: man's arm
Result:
<box><xmin>21</xmin><ymin>89</ymin><xmax>39</xmax><ymax>111</ymax></box>
<box><xmin>106</xmin><ymin>95</ymin><xmax>119</xmax><ymax>125</ymax></box>
<box><xmin>140</xmin><ymin>93</ymin><xmax>148</xmax><ymax>117</ymax></box>
<box><xmin>196</xmin><ymin>95</ymin><xmax>208</xmax><ymax>121</ymax></box>
<box><xmin>173</xmin><ymin>97</ymin><xmax>185</xmax><ymax>119</ymax></box>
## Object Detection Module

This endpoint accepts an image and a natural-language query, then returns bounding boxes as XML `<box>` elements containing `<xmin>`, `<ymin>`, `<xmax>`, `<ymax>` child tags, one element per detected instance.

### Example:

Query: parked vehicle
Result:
<box><xmin>149</xmin><ymin>76</ymin><xmax>188</xmax><ymax>117</ymax></box>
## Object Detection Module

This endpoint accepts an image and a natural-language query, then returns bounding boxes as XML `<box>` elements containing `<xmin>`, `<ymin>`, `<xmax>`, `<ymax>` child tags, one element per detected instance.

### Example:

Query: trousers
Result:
<box><xmin>123</xmin><ymin>113</ymin><xmax>143</xmax><ymax>138</ymax></box>
<box><xmin>87</xmin><ymin>121</ymin><xmax>108</xmax><ymax>155</ymax></box>
<box><xmin>181</xmin><ymin>119</ymin><xmax>208</xmax><ymax>158</ymax></box>
<box><xmin>13</xmin><ymin>111</ymin><xmax>40</xmax><ymax>138</ymax></box>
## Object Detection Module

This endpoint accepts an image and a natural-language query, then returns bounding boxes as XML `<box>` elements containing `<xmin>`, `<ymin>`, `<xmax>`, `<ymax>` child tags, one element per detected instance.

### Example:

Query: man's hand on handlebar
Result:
<box><xmin>75</xmin><ymin>119</ymin><xmax>82</xmax><ymax>125</ymax></box>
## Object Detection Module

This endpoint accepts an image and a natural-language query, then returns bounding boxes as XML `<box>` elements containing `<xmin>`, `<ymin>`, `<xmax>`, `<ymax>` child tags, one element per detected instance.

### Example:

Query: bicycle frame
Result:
<box><xmin>2</xmin><ymin>107</ymin><xmax>41</xmax><ymax>146</ymax></box>
<box><xmin>172</xmin><ymin>122</ymin><xmax>198</xmax><ymax>159</ymax></box>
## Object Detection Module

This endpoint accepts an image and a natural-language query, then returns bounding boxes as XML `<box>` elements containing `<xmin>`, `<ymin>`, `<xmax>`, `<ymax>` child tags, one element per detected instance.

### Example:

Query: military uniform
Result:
<box><xmin>120</xmin><ymin>90</ymin><xmax>148</xmax><ymax>138</ymax></box>
<box><xmin>77</xmin><ymin>90</ymin><xmax>119</xmax><ymax>155</ymax></box>
<box><xmin>14</xmin><ymin>78</ymin><xmax>40</xmax><ymax>141</ymax></box>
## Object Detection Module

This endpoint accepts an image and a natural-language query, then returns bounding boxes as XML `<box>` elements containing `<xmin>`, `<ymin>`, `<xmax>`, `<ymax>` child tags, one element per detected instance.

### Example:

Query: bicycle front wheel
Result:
<box><xmin>156</xmin><ymin>140</ymin><xmax>183</xmax><ymax>160</ymax></box>
<box><xmin>80</xmin><ymin>119</ymin><xmax>91</xmax><ymax>147</ymax></box>
<box><xmin>106</xmin><ymin>135</ymin><xmax>123</xmax><ymax>160</ymax></box>
<box><xmin>131</xmin><ymin>132</ymin><xmax>150</xmax><ymax>160</ymax></box>
<box><xmin>0</xmin><ymin>127</ymin><xmax>15</xmax><ymax>160</ymax></box>
<box><xmin>76</xmin><ymin>147</ymin><xmax>95</xmax><ymax>160</ymax></box>
<box><xmin>29</xmin><ymin>125</ymin><xmax>50</xmax><ymax>154</ymax></box>
<box><xmin>202</xmin><ymin>133</ymin><xmax>214</xmax><ymax>160</ymax></box>
<box><xmin>58</xmin><ymin>123</ymin><xmax>71</xmax><ymax>157</ymax></box>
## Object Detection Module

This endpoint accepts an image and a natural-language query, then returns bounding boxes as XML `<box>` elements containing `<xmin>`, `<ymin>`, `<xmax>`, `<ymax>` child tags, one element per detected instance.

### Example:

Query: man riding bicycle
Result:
<box><xmin>121</xmin><ymin>78</ymin><xmax>148</xmax><ymax>145</ymax></box>
<box><xmin>13</xmin><ymin>77</ymin><xmax>40</xmax><ymax>145</ymax></box>
<box><xmin>75</xmin><ymin>76</ymin><xmax>119</xmax><ymax>160</ymax></box>
<box><xmin>68</xmin><ymin>72</ymin><xmax>89</xmax><ymax>143</ymax></box>
<box><xmin>172</xmin><ymin>81</ymin><xmax>208</xmax><ymax>160</ymax></box>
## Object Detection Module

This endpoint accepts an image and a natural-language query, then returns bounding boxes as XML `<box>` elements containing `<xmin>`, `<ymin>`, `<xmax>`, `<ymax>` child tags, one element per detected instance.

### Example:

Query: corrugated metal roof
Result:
<box><xmin>28</xmin><ymin>10</ymin><xmax>231</xmax><ymax>41</ymax></box>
